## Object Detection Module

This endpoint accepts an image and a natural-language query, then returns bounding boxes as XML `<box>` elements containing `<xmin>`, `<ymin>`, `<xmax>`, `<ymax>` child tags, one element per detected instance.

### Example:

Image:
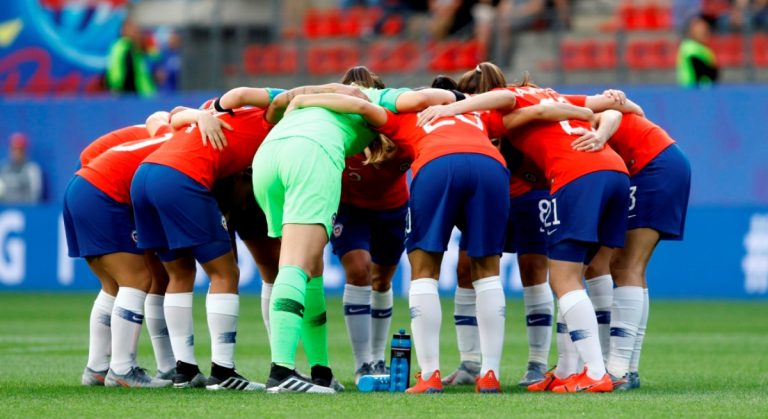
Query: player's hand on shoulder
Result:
<box><xmin>417</xmin><ymin>104</ymin><xmax>454</xmax><ymax>127</ymax></box>
<box><xmin>570</xmin><ymin>127</ymin><xmax>606</xmax><ymax>152</ymax></box>
<box><xmin>197</xmin><ymin>112</ymin><xmax>232</xmax><ymax>151</ymax></box>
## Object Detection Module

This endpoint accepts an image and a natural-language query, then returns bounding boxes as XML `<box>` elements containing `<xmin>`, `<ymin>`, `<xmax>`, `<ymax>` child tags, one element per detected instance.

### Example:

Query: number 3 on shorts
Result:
<box><xmin>628</xmin><ymin>185</ymin><xmax>638</xmax><ymax>211</ymax></box>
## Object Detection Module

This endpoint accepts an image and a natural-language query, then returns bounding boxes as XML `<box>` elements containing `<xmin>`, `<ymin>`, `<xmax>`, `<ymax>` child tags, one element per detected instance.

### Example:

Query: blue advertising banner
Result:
<box><xmin>0</xmin><ymin>206</ymin><xmax>766</xmax><ymax>298</ymax></box>
<box><xmin>0</xmin><ymin>0</ymin><xmax>130</xmax><ymax>93</ymax></box>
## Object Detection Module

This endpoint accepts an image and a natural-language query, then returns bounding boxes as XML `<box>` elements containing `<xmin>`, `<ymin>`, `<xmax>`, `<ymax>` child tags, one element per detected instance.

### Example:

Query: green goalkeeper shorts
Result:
<box><xmin>252</xmin><ymin>137</ymin><xmax>342</xmax><ymax>238</ymax></box>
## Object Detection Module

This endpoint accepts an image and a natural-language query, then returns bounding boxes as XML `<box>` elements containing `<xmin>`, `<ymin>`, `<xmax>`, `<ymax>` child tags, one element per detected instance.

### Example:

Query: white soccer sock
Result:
<box><xmin>606</xmin><ymin>286</ymin><xmax>644</xmax><ymax>378</ymax></box>
<box><xmin>586</xmin><ymin>275</ymin><xmax>613</xmax><ymax>362</ymax></box>
<box><xmin>371</xmin><ymin>288</ymin><xmax>393</xmax><ymax>362</ymax></box>
<box><xmin>522</xmin><ymin>283</ymin><xmax>554</xmax><ymax>365</ymax></box>
<box><xmin>474</xmin><ymin>276</ymin><xmax>506</xmax><ymax>377</ymax></box>
<box><xmin>86</xmin><ymin>291</ymin><xmax>115</xmax><ymax>371</ymax></box>
<box><xmin>454</xmin><ymin>287</ymin><xmax>481</xmax><ymax>363</ymax></box>
<box><xmin>554</xmin><ymin>309</ymin><xmax>581</xmax><ymax>378</ymax></box>
<box><xmin>164</xmin><ymin>292</ymin><xmax>197</xmax><ymax>366</ymax></box>
<box><xmin>206</xmin><ymin>293</ymin><xmax>239</xmax><ymax>369</ymax></box>
<box><xmin>343</xmin><ymin>284</ymin><xmax>373</xmax><ymax>368</ymax></box>
<box><xmin>629</xmin><ymin>288</ymin><xmax>650</xmax><ymax>373</ymax></box>
<box><xmin>110</xmin><ymin>287</ymin><xmax>147</xmax><ymax>375</ymax></box>
<box><xmin>261</xmin><ymin>282</ymin><xmax>273</xmax><ymax>341</ymax></box>
<box><xmin>144</xmin><ymin>294</ymin><xmax>176</xmax><ymax>373</ymax></box>
<box><xmin>559</xmin><ymin>289</ymin><xmax>606</xmax><ymax>380</ymax></box>
<box><xmin>409</xmin><ymin>278</ymin><xmax>441</xmax><ymax>380</ymax></box>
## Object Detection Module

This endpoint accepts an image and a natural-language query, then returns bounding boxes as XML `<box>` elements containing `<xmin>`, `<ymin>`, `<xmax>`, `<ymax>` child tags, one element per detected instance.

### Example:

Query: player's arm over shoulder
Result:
<box><xmin>287</xmin><ymin>93</ymin><xmax>388</xmax><ymax>127</ymax></box>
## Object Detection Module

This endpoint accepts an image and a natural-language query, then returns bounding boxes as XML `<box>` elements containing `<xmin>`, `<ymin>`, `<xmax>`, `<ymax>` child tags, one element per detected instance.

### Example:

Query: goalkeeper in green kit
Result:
<box><xmin>254</xmin><ymin>68</ymin><xmax>455</xmax><ymax>393</ymax></box>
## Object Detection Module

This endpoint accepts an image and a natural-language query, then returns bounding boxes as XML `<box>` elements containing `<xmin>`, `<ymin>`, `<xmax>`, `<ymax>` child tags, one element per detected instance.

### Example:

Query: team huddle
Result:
<box><xmin>65</xmin><ymin>62</ymin><xmax>691</xmax><ymax>394</ymax></box>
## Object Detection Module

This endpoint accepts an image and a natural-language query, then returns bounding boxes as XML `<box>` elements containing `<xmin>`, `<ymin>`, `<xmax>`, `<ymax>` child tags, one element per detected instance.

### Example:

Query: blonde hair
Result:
<box><xmin>363</xmin><ymin>134</ymin><xmax>397</xmax><ymax>165</ymax></box>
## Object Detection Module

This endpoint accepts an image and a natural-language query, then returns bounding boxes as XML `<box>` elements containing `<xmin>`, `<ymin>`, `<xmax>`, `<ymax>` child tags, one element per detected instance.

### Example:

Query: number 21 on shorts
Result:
<box><xmin>538</xmin><ymin>198</ymin><xmax>561</xmax><ymax>235</ymax></box>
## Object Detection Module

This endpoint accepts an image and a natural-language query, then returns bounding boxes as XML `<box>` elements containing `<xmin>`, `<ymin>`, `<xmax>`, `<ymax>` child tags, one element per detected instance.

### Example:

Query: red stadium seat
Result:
<box><xmin>456</xmin><ymin>40</ymin><xmax>484</xmax><ymax>70</ymax></box>
<box><xmin>710</xmin><ymin>34</ymin><xmax>745</xmax><ymax>68</ymax></box>
<box><xmin>243</xmin><ymin>44</ymin><xmax>298</xmax><ymax>75</ymax></box>
<box><xmin>307</xmin><ymin>43</ymin><xmax>359</xmax><ymax>75</ymax></box>
<box><xmin>560</xmin><ymin>39</ymin><xmax>589</xmax><ymax>70</ymax></box>
<box><xmin>625</xmin><ymin>39</ymin><xmax>652</xmax><ymax>69</ymax></box>
<box><xmin>753</xmin><ymin>34</ymin><xmax>768</xmax><ymax>67</ymax></box>
<box><xmin>428</xmin><ymin>41</ymin><xmax>461</xmax><ymax>72</ymax></box>
<box><xmin>380</xmin><ymin>14</ymin><xmax>404</xmax><ymax>37</ymax></box>
<box><xmin>651</xmin><ymin>39</ymin><xmax>678</xmax><ymax>69</ymax></box>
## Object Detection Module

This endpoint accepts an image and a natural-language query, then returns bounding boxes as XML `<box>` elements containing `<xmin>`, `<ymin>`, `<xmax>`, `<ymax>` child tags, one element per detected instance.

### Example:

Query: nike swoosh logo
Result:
<box><xmin>348</xmin><ymin>307</ymin><xmax>368</xmax><ymax>314</ymax></box>
<box><xmin>546</xmin><ymin>229</ymin><xmax>557</xmax><ymax>236</ymax></box>
<box><xmin>628</xmin><ymin>215</ymin><xmax>637</xmax><ymax>218</ymax></box>
<box><xmin>575</xmin><ymin>383</ymin><xmax>598</xmax><ymax>392</ymax></box>
<box><xmin>527</xmin><ymin>318</ymin><xmax>548</xmax><ymax>326</ymax></box>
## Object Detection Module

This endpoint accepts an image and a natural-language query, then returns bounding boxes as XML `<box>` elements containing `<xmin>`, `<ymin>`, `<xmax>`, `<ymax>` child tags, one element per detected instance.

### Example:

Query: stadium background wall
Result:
<box><xmin>1</xmin><ymin>87</ymin><xmax>766</xmax><ymax>298</ymax></box>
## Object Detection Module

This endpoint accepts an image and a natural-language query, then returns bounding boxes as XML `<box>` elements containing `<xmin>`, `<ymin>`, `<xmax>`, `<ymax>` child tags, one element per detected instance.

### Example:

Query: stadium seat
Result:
<box><xmin>307</xmin><ymin>43</ymin><xmax>359</xmax><ymax>75</ymax></box>
<box><xmin>560</xmin><ymin>39</ymin><xmax>589</xmax><ymax>70</ymax></box>
<box><xmin>428</xmin><ymin>41</ymin><xmax>461</xmax><ymax>72</ymax></box>
<box><xmin>710</xmin><ymin>34</ymin><xmax>745</xmax><ymax>68</ymax></box>
<box><xmin>618</xmin><ymin>1</ymin><xmax>672</xmax><ymax>31</ymax></box>
<box><xmin>456</xmin><ymin>40</ymin><xmax>484</xmax><ymax>70</ymax></box>
<box><xmin>560</xmin><ymin>39</ymin><xmax>616</xmax><ymax>70</ymax></box>
<box><xmin>753</xmin><ymin>34</ymin><xmax>768</xmax><ymax>67</ymax></box>
<box><xmin>242</xmin><ymin>44</ymin><xmax>298</xmax><ymax>75</ymax></box>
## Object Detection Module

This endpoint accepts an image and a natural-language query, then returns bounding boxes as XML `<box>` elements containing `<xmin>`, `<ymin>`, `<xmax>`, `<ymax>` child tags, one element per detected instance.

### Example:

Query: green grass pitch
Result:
<box><xmin>0</xmin><ymin>293</ymin><xmax>766</xmax><ymax>418</ymax></box>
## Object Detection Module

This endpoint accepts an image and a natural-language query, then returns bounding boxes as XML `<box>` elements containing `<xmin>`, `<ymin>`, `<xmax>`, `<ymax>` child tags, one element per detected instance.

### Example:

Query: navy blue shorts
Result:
<box><xmin>629</xmin><ymin>144</ymin><xmax>691</xmax><ymax>240</ymax></box>
<box><xmin>504</xmin><ymin>189</ymin><xmax>550</xmax><ymax>255</ymax></box>
<box><xmin>63</xmin><ymin>175</ymin><xmax>142</xmax><ymax>258</ymax></box>
<box><xmin>407</xmin><ymin>154</ymin><xmax>510</xmax><ymax>258</ymax></box>
<box><xmin>547</xmin><ymin>171</ymin><xmax>630</xmax><ymax>263</ymax></box>
<box><xmin>330</xmin><ymin>203</ymin><xmax>407</xmax><ymax>266</ymax></box>
<box><xmin>131</xmin><ymin>163</ymin><xmax>231</xmax><ymax>263</ymax></box>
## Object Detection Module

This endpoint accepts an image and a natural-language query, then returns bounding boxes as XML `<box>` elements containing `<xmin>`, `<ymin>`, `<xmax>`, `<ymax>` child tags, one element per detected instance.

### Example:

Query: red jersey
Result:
<box><xmin>143</xmin><ymin>107</ymin><xmax>272</xmax><ymax>190</ymax></box>
<box><xmin>79</xmin><ymin>125</ymin><xmax>149</xmax><ymax>167</ymax></box>
<box><xmin>606</xmin><ymin>113</ymin><xmax>675</xmax><ymax>176</ymax></box>
<box><xmin>377</xmin><ymin>110</ymin><xmax>507</xmax><ymax>177</ymax></box>
<box><xmin>341</xmin><ymin>145</ymin><xmax>414</xmax><ymax>210</ymax></box>
<box><xmin>77</xmin><ymin>133</ymin><xmax>173</xmax><ymax>204</ymax></box>
<box><xmin>505</xmin><ymin>87</ymin><xmax>627</xmax><ymax>193</ymax></box>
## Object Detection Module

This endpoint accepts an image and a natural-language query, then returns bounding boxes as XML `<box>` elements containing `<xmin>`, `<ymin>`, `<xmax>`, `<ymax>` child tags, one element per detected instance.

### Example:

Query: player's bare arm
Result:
<box><xmin>416</xmin><ymin>89</ymin><xmax>516</xmax><ymax>126</ymax></box>
<box><xmin>571</xmin><ymin>110</ymin><xmax>623</xmax><ymax>152</ymax></box>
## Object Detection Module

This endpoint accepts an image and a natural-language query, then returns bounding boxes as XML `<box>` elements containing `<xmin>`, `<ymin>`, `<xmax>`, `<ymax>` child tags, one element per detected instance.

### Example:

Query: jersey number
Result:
<box><xmin>538</xmin><ymin>97</ymin><xmax>581</xmax><ymax>135</ymax></box>
<box><xmin>628</xmin><ymin>185</ymin><xmax>638</xmax><ymax>211</ymax></box>
<box><xmin>422</xmin><ymin>113</ymin><xmax>484</xmax><ymax>134</ymax></box>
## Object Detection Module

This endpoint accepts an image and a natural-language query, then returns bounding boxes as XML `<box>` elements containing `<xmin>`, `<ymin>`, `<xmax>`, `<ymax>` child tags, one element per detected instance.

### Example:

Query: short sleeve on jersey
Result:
<box><xmin>483</xmin><ymin>110</ymin><xmax>507</xmax><ymax>139</ymax></box>
<box><xmin>378</xmin><ymin>88</ymin><xmax>411</xmax><ymax>112</ymax></box>
<box><xmin>562</xmin><ymin>94</ymin><xmax>588</xmax><ymax>107</ymax></box>
<box><xmin>377</xmin><ymin>110</ymin><xmax>402</xmax><ymax>138</ymax></box>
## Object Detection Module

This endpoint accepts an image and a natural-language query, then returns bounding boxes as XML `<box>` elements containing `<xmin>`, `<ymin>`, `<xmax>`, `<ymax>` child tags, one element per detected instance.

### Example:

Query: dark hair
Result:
<box><xmin>457</xmin><ymin>62</ymin><xmax>507</xmax><ymax>93</ymax></box>
<box><xmin>341</xmin><ymin>66</ymin><xmax>385</xmax><ymax>88</ymax></box>
<box><xmin>431</xmin><ymin>75</ymin><xmax>458</xmax><ymax>90</ymax></box>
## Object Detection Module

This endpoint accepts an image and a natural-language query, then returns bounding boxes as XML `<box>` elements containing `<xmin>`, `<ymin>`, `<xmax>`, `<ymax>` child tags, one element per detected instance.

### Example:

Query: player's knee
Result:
<box><xmin>371</xmin><ymin>270</ymin><xmax>393</xmax><ymax>292</ymax></box>
<box><xmin>344</xmin><ymin>257</ymin><xmax>371</xmax><ymax>286</ymax></box>
<box><xmin>519</xmin><ymin>257</ymin><xmax>548</xmax><ymax>286</ymax></box>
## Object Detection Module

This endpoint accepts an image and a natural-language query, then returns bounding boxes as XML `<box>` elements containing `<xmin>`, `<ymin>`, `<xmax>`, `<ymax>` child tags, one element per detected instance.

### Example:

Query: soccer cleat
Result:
<box><xmin>104</xmin><ymin>366</ymin><xmax>173</xmax><ymax>388</ymax></box>
<box><xmin>442</xmin><ymin>360</ymin><xmax>481</xmax><ymax>385</ymax></box>
<box><xmin>518</xmin><ymin>361</ymin><xmax>548</xmax><ymax>386</ymax></box>
<box><xmin>628</xmin><ymin>371</ymin><xmax>641</xmax><ymax>389</ymax></box>
<box><xmin>266</xmin><ymin>364</ymin><xmax>336</xmax><ymax>394</ymax></box>
<box><xmin>475</xmin><ymin>370</ymin><xmax>502</xmax><ymax>393</ymax></box>
<box><xmin>156</xmin><ymin>368</ymin><xmax>176</xmax><ymax>381</ymax></box>
<box><xmin>206</xmin><ymin>363</ymin><xmax>265</xmax><ymax>391</ymax></box>
<box><xmin>172</xmin><ymin>361</ymin><xmax>207</xmax><ymax>388</ymax></box>
<box><xmin>354</xmin><ymin>362</ymin><xmax>373</xmax><ymax>385</ymax></box>
<box><xmin>371</xmin><ymin>359</ymin><xmax>390</xmax><ymax>375</ymax></box>
<box><xmin>328</xmin><ymin>377</ymin><xmax>345</xmax><ymax>392</ymax></box>
<box><xmin>81</xmin><ymin>367</ymin><xmax>108</xmax><ymax>386</ymax></box>
<box><xmin>527</xmin><ymin>371</ymin><xmax>573</xmax><ymax>392</ymax></box>
<box><xmin>551</xmin><ymin>368</ymin><xmax>613</xmax><ymax>393</ymax></box>
<box><xmin>610</xmin><ymin>373</ymin><xmax>631</xmax><ymax>391</ymax></box>
<box><xmin>405</xmin><ymin>370</ymin><xmax>443</xmax><ymax>394</ymax></box>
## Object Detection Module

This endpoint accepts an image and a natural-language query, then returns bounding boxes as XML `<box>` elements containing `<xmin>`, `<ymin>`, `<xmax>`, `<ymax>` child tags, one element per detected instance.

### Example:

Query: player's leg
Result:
<box><xmin>367</xmin><ymin>204</ymin><xmax>406</xmax><ymax>375</ymax></box>
<box><xmin>161</xmin><ymin>253</ymin><xmax>206</xmax><ymax>387</ymax></box>
<box><xmin>82</xmin><ymin>258</ymin><xmax>118</xmax><ymax>386</ymax></box>
<box><xmin>585</xmin><ymin>246</ymin><xmax>614</xmax><ymax>362</ymax></box>
<box><xmin>443</xmin><ymin>250</ymin><xmax>481</xmax><ymax>385</ymax></box>
<box><xmin>100</xmin><ymin>251</ymin><xmax>172</xmax><ymax>388</ymax></box>
<box><xmin>514</xmin><ymin>189</ymin><xmax>554</xmax><ymax>386</ymax></box>
<box><xmin>607</xmin><ymin>228</ymin><xmax>658</xmax><ymax>386</ymax></box>
<box><xmin>241</xmin><ymin>236</ymin><xmax>280</xmax><ymax>339</ymax></box>
<box><xmin>462</xmin><ymin>154</ymin><xmax>510</xmax><ymax>393</ymax></box>
<box><xmin>144</xmin><ymin>251</ymin><xmax>176</xmax><ymax>379</ymax></box>
<box><xmin>332</xmin><ymin>204</ymin><xmax>374</xmax><ymax>381</ymax></box>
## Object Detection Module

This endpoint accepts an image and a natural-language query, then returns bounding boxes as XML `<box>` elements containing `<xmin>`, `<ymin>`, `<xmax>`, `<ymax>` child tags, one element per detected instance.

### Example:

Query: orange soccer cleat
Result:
<box><xmin>551</xmin><ymin>367</ymin><xmax>613</xmax><ymax>393</ymax></box>
<box><xmin>527</xmin><ymin>371</ymin><xmax>573</xmax><ymax>392</ymax></box>
<box><xmin>475</xmin><ymin>370</ymin><xmax>502</xmax><ymax>393</ymax></box>
<box><xmin>405</xmin><ymin>370</ymin><xmax>444</xmax><ymax>394</ymax></box>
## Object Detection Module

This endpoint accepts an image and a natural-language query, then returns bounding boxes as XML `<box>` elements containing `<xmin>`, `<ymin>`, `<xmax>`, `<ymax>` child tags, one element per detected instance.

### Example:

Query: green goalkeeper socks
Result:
<box><xmin>269</xmin><ymin>265</ymin><xmax>308</xmax><ymax>369</ymax></box>
<box><xmin>301</xmin><ymin>276</ymin><xmax>329</xmax><ymax>368</ymax></box>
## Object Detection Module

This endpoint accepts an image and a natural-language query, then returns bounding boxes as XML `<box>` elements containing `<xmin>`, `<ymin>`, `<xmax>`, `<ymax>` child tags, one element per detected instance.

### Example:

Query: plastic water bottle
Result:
<box><xmin>389</xmin><ymin>328</ymin><xmax>412</xmax><ymax>392</ymax></box>
<box><xmin>357</xmin><ymin>374</ymin><xmax>390</xmax><ymax>393</ymax></box>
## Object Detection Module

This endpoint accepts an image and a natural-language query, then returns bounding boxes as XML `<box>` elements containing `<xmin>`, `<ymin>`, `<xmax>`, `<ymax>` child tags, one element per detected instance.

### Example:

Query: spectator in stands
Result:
<box><xmin>0</xmin><ymin>133</ymin><xmax>43</xmax><ymax>204</ymax></box>
<box><xmin>153</xmin><ymin>28</ymin><xmax>181</xmax><ymax>93</ymax></box>
<box><xmin>106</xmin><ymin>19</ymin><xmax>156</xmax><ymax>96</ymax></box>
<box><xmin>717</xmin><ymin>0</ymin><xmax>768</xmax><ymax>31</ymax></box>
<box><xmin>677</xmin><ymin>14</ymin><xmax>720</xmax><ymax>87</ymax></box>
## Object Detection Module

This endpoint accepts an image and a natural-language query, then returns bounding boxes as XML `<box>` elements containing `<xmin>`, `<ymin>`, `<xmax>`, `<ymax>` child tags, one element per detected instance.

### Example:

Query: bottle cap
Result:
<box><xmin>399</xmin><ymin>328</ymin><xmax>405</xmax><ymax>334</ymax></box>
